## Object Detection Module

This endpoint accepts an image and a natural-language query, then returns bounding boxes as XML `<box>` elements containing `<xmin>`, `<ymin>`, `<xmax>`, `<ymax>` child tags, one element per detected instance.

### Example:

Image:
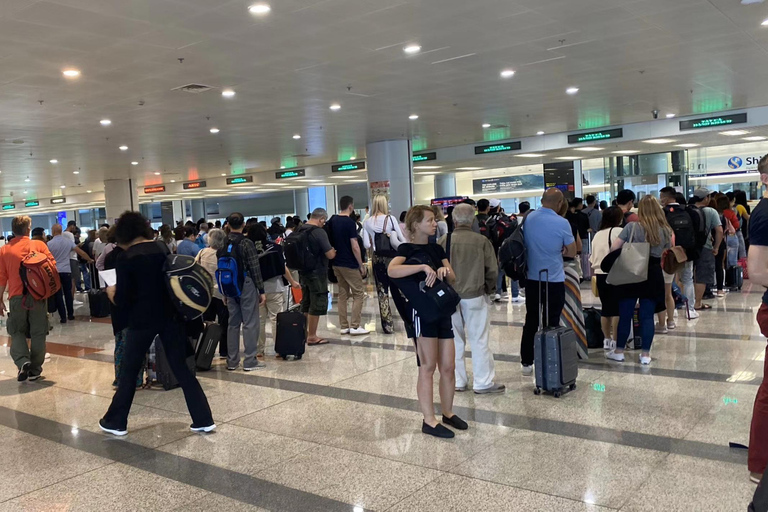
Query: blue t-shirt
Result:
<box><xmin>47</xmin><ymin>235</ymin><xmax>76</xmax><ymax>273</ymax></box>
<box><xmin>328</xmin><ymin>215</ymin><xmax>360</xmax><ymax>269</ymax></box>
<box><xmin>177</xmin><ymin>239</ymin><xmax>201</xmax><ymax>257</ymax></box>
<box><xmin>749</xmin><ymin>198</ymin><xmax>768</xmax><ymax>304</ymax></box>
<box><xmin>523</xmin><ymin>207</ymin><xmax>575</xmax><ymax>283</ymax></box>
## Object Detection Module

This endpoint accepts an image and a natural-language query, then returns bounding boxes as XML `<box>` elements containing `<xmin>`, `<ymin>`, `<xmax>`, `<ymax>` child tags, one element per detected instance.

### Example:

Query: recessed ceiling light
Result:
<box><xmin>574</xmin><ymin>147</ymin><xmax>604</xmax><ymax>152</ymax></box>
<box><xmin>762</xmin><ymin>18</ymin><xmax>768</xmax><ymax>26</ymax></box>
<box><xmin>221</xmin><ymin>89</ymin><xmax>235</xmax><ymax>98</ymax></box>
<box><xmin>73</xmin><ymin>171</ymin><xmax>79</xmax><ymax>174</ymax></box>
<box><xmin>537</xmin><ymin>131</ymin><xmax>545</xmax><ymax>135</ymax></box>
<box><xmin>62</xmin><ymin>69</ymin><xmax>80</xmax><ymax>78</ymax></box>
<box><xmin>280</xmin><ymin>166</ymin><xmax>286</xmax><ymax>169</ymax></box>
<box><xmin>744</xmin><ymin>136</ymin><xmax>767</xmax><ymax>141</ymax></box>
<box><xmin>170</xmin><ymin>180</ymin><xmax>176</xmax><ymax>183</ymax></box>
<box><xmin>554</xmin><ymin>156</ymin><xmax>581</xmax><ymax>160</ymax></box>
<box><xmin>482</xmin><ymin>123</ymin><xmax>491</xmax><ymax>128</ymax></box>
<box><xmin>248</xmin><ymin>3</ymin><xmax>271</xmax><ymax>14</ymax></box>
<box><xmin>24</xmin><ymin>177</ymin><xmax>30</xmax><ymax>182</ymax></box>
<box><xmin>515</xmin><ymin>153</ymin><xmax>546</xmax><ymax>158</ymax></box>
<box><xmin>60</xmin><ymin>185</ymin><xmax>66</xmax><ymax>189</ymax></box>
<box><xmin>500</xmin><ymin>69</ymin><xmax>515</xmax><ymax>78</ymax></box>
<box><xmin>403</xmin><ymin>44</ymin><xmax>421</xmax><ymax>54</ymax></box>
<box><xmin>131</xmin><ymin>161</ymin><xmax>138</xmax><ymax>165</ymax></box>
<box><xmin>154</xmin><ymin>172</ymin><xmax>161</xmax><ymax>176</ymax></box>
<box><xmin>666</xmin><ymin>113</ymin><xmax>676</xmax><ymax>118</ymax></box>
<box><xmin>675</xmin><ymin>143</ymin><xmax>700</xmax><ymax>148</ymax></box>
<box><xmin>642</xmin><ymin>139</ymin><xmax>676</xmax><ymax>144</ymax></box>
<box><xmin>413</xmin><ymin>165</ymin><xmax>441</xmax><ymax>169</ymax></box>
<box><xmin>23</xmin><ymin>190</ymin><xmax>27</xmax><ymax>194</ymax></box>
<box><xmin>49</xmin><ymin>159</ymin><xmax>58</xmax><ymax>164</ymax></box>
<box><xmin>409</xmin><ymin>114</ymin><xmax>419</xmax><ymax>120</ymax></box>
<box><xmin>210</xmin><ymin>128</ymin><xmax>220</xmax><ymax>134</ymax></box>
<box><xmin>566</xmin><ymin>87</ymin><xmax>579</xmax><ymax>95</ymax></box>
<box><xmin>119</xmin><ymin>145</ymin><xmax>128</xmax><ymax>150</ymax></box>
<box><xmin>100</xmin><ymin>119</ymin><xmax>111</xmax><ymax>126</ymax></box>
<box><xmin>720</xmin><ymin>130</ymin><xmax>750</xmax><ymax>136</ymax></box>
<box><xmin>349</xmin><ymin>156</ymin><xmax>356</xmax><ymax>160</ymax></box>
<box><xmin>612</xmin><ymin>150</ymin><xmax>640</xmax><ymax>154</ymax></box>
<box><xmin>221</xmin><ymin>173</ymin><xmax>227</xmax><ymax>176</ymax></box>
<box><xmin>292</xmin><ymin>134</ymin><xmax>301</xmax><ymax>139</ymax></box>
<box><xmin>456</xmin><ymin>167</ymin><xmax>483</xmax><ymax>170</ymax></box>
<box><xmin>87</xmin><ymin>190</ymin><xmax>92</xmax><ymax>193</ymax></box>
<box><xmin>330</xmin><ymin>104</ymin><xmax>341</xmax><ymax>111</ymax></box>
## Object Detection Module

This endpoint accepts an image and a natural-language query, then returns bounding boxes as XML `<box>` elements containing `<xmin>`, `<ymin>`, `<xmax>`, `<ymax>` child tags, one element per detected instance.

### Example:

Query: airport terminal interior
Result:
<box><xmin>2</xmin><ymin>0</ymin><xmax>768</xmax><ymax>510</ymax></box>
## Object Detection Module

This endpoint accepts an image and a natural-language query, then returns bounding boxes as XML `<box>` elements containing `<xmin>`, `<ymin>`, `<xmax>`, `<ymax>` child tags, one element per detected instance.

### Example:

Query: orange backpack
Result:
<box><xmin>19</xmin><ymin>251</ymin><xmax>60</xmax><ymax>304</ymax></box>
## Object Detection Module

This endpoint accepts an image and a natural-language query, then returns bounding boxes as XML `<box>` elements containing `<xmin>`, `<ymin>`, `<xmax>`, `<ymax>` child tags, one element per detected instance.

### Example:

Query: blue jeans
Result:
<box><xmin>497</xmin><ymin>261</ymin><xmax>519</xmax><ymax>297</ymax></box>
<box><xmin>617</xmin><ymin>298</ymin><xmax>655</xmax><ymax>352</ymax></box>
<box><xmin>79</xmin><ymin>262</ymin><xmax>91</xmax><ymax>291</ymax></box>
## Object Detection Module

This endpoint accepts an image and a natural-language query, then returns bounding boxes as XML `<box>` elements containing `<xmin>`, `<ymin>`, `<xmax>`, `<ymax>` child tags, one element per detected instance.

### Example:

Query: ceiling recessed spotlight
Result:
<box><xmin>280</xmin><ymin>166</ymin><xmax>285</xmax><ymax>169</ymax></box>
<box><xmin>221</xmin><ymin>89</ymin><xmax>235</xmax><ymax>98</ymax></box>
<box><xmin>62</xmin><ymin>69</ymin><xmax>80</xmax><ymax>78</ymax></box>
<box><xmin>24</xmin><ymin>177</ymin><xmax>30</xmax><ymax>182</ymax></box>
<box><xmin>87</xmin><ymin>189</ymin><xmax>92</xmax><ymax>193</ymax></box>
<box><xmin>119</xmin><ymin>145</ymin><xmax>128</xmax><ymax>150</ymax></box>
<box><xmin>642</xmin><ymin>139</ymin><xmax>676</xmax><ymax>144</ymax></box>
<box><xmin>60</xmin><ymin>185</ymin><xmax>66</xmax><ymax>189</ymax></box>
<box><xmin>49</xmin><ymin>159</ymin><xmax>58</xmax><ymax>164</ymax></box>
<box><xmin>574</xmin><ymin>147</ymin><xmax>604</xmax><ymax>152</ymax></box>
<box><xmin>349</xmin><ymin>156</ymin><xmax>356</xmax><ymax>160</ymax></box>
<box><xmin>612</xmin><ymin>150</ymin><xmax>640</xmax><ymax>154</ymax></box>
<box><xmin>131</xmin><ymin>161</ymin><xmax>138</xmax><ymax>165</ymax></box>
<box><xmin>100</xmin><ymin>119</ymin><xmax>111</xmax><ymax>126</ymax></box>
<box><xmin>566</xmin><ymin>87</ymin><xmax>580</xmax><ymax>95</ymax></box>
<box><xmin>666</xmin><ymin>113</ymin><xmax>676</xmax><ymax>118</ymax></box>
<box><xmin>762</xmin><ymin>18</ymin><xmax>768</xmax><ymax>26</ymax></box>
<box><xmin>744</xmin><ymin>136</ymin><xmax>767</xmax><ymax>141</ymax></box>
<box><xmin>221</xmin><ymin>173</ymin><xmax>227</xmax><ymax>176</ymax></box>
<box><xmin>675</xmin><ymin>143</ymin><xmax>700</xmax><ymax>148</ymax></box>
<box><xmin>248</xmin><ymin>3</ymin><xmax>271</xmax><ymax>14</ymax></box>
<box><xmin>403</xmin><ymin>44</ymin><xmax>421</xmax><ymax>54</ymax></box>
<box><xmin>720</xmin><ymin>130</ymin><xmax>750</xmax><ymax>136</ymax></box>
<box><xmin>515</xmin><ymin>153</ymin><xmax>546</xmax><ymax>158</ymax></box>
<box><xmin>482</xmin><ymin>123</ymin><xmax>491</xmax><ymax>128</ymax></box>
<box><xmin>209</xmin><ymin>128</ymin><xmax>220</xmax><ymax>134</ymax></box>
<box><xmin>409</xmin><ymin>114</ymin><xmax>419</xmax><ymax>120</ymax></box>
<box><xmin>292</xmin><ymin>134</ymin><xmax>301</xmax><ymax>139</ymax></box>
<box><xmin>73</xmin><ymin>171</ymin><xmax>79</xmax><ymax>174</ymax></box>
<box><xmin>500</xmin><ymin>69</ymin><xmax>515</xmax><ymax>78</ymax></box>
<box><xmin>154</xmin><ymin>172</ymin><xmax>161</xmax><ymax>175</ymax></box>
<box><xmin>329</xmin><ymin>104</ymin><xmax>341</xmax><ymax>111</ymax></box>
<box><xmin>170</xmin><ymin>179</ymin><xmax>176</xmax><ymax>183</ymax></box>
<box><xmin>537</xmin><ymin>131</ymin><xmax>545</xmax><ymax>135</ymax></box>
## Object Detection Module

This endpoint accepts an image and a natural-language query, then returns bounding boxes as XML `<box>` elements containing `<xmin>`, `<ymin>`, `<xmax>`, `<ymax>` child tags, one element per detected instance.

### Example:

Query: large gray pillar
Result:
<box><xmin>366</xmin><ymin>139</ymin><xmax>413</xmax><ymax>219</ymax></box>
<box><xmin>294</xmin><ymin>188</ymin><xmax>310</xmax><ymax>220</ymax></box>
<box><xmin>104</xmin><ymin>179</ymin><xmax>135</xmax><ymax>224</ymax></box>
<box><xmin>434</xmin><ymin>175</ymin><xmax>456</xmax><ymax>198</ymax></box>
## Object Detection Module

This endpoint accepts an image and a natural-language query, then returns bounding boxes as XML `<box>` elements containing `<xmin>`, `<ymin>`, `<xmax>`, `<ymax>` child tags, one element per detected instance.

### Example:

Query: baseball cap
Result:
<box><xmin>692</xmin><ymin>187</ymin><xmax>710</xmax><ymax>200</ymax></box>
<box><xmin>489</xmin><ymin>198</ymin><xmax>502</xmax><ymax>209</ymax></box>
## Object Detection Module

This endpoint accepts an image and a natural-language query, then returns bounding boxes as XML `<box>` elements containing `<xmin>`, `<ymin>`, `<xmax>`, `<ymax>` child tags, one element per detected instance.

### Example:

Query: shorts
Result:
<box><xmin>595</xmin><ymin>274</ymin><xmax>619</xmax><ymax>317</ymax></box>
<box><xmin>406</xmin><ymin>310</ymin><xmax>454</xmax><ymax>340</ymax></box>
<box><xmin>694</xmin><ymin>250</ymin><xmax>715</xmax><ymax>285</ymax></box>
<box><xmin>299</xmin><ymin>270</ymin><xmax>328</xmax><ymax>316</ymax></box>
<box><xmin>663</xmin><ymin>270</ymin><xmax>675</xmax><ymax>285</ymax></box>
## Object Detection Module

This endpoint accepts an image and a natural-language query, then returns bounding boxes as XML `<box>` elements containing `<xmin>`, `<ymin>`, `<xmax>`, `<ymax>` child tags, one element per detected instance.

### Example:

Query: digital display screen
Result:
<box><xmin>332</xmin><ymin>161</ymin><xmax>366</xmax><ymax>172</ymax></box>
<box><xmin>567</xmin><ymin>128</ymin><xmax>623</xmax><ymax>144</ymax></box>
<box><xmin>183</xmin><ymin>181</ymin><xmax>207</xmax><ymax>190</ymax></box>
<box><xmin>1</xmin><ymin>204</ymin><xmax>14</xmax><ymax>211</ymax></box>
<box><xmin>474</xmin><ymin>142</ymin><xmax>522</xmax><ymax>155</ymax></box>
<box><xmin>276</xmin><ymin>169</ymin><xmax>306</xmax><ymax>179</ymax></box>
<box><xmin>24</xmin><ymin>201</ymin><xmax>39</xmax><ymax>207</ymax></box>
<box><xmin>430</xmin><ymin>196</ymin><xmax>469</xmax><ymax>211</ymax></box>
<box><xmin>413</xmin><ymin>152</ymin><xmax>437</xmax><ymax>162</ymax></box>
<box><xmin>679</xmin><ymin>113</ymin><xmax>748</xmax><ymax>130</ymax></box>
<box><xmin>143</xmin><ymin>186</ymin><xmax>166</xmax><ymax>194</ymax></box>
<box><xmin>50</xmin><ymin>198</ymin><xmax>66</xmax><ymax>205</ymax></box>
<box><xmin>226</xmin><ymin>176</ymin><xmax>254</xmax><ymax>185</ymax></box>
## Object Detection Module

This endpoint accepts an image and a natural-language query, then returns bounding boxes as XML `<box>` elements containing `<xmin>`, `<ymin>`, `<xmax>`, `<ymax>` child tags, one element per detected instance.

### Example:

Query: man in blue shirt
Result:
<box><xmin>177</xmin><ymin>226</ymin><xmax>201</xmax><ymax>257</ymax></box>
<box><xmin>47</xmin><ymin>224</ymin><xmax>93</xmax><ymax>323</ymax></box>
<box><xmin>520</xmin><ymin>188</ymin><xmax>577</xmax><ymax>375</ymax></box>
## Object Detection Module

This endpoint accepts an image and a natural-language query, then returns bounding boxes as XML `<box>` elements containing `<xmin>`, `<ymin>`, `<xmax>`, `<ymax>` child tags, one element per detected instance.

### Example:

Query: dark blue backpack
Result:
<box><xmin>215</xmin><ymin>237</ymin><xmax>244</xmax><ymax>298</ymax></box>
<box><xmin>195</xmin><ymin>233</ymin><xmax>207</xmax><ymax>250</ymax></box>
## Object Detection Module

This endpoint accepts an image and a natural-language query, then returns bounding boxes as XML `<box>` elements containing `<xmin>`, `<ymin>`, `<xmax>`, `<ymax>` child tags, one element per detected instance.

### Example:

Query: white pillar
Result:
<box><xmin>434</xmin><ymin>174</ymin><xmax>456</xmax><ymax>198</ymax></box>
<box><xmin>366</xmin><ymin>139</ymin><xmax>413</xmax><ymax>219</ymax></box>
<box><xmin>294</xmin><ymin>188</ymin><xmax>310</xmax><ymax>219</ymax></box>
<box><xmin>104</xmin><ymin>179</ymin><xmax>135</xmax><ymax>224</ymax></box>
<box><xmin>573</xmin><ymin>160</ymin><xmax>583</xmax><ymax>199</ymax></box>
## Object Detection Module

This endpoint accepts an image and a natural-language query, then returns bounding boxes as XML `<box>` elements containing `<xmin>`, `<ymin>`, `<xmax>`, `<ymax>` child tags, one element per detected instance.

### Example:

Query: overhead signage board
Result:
<box><xmin>50</xmin><ymin>197</ymin><xmax>66</xmax><ymax>205</ymax></box>
<box><xmin>472</xmin><ymin>174</ymin><xmax>545</xmax><ymax>195</ymax></box>
<box><xmin>679</xmin><ymin>113</ymin><xmax>748</xmax><ymax>131</ymax></box>
<box><xmin>226</xmin><ymin>176</ymin><xmax>254</xmax><ymax>185</ymax></box>
<box><xmin>276</xmin><ymin>169</ymin><xmax>306</xmax><ymax>179</ymax></box>
<box><xmin>430</xmin><ymin>196</ymin><xmax>469</xmax><ymax>211</ymax></box>
<box><xmin>183</xmin><ymin>180</ymin><xmax>207</xmax><ymax>190</ymax></box>
<box><xmin>567</xmin><ymin>128</ymin><xmax>623</xmax><ymax>144</ymax></box>
<box><xmin>332</xmin><ymin>161</ymin><xmax>366</xmax><ymax>172</ymax></box>
<box><xmin>1</xmin><ymin>204</ymin><xmax>14</xmax><ymax>211</ymax></box>
<box><xmin>413</xmin><ymin>152</ymin><xmax>437</xmax><ymax>162</ymax></box>
<box><xmin>474</xmin><ymin>142</ymin><xmax>522</xmax><ymax>155</ymax></box>
<box><xmin>144</xmin><ymin>185</ymin><xmax>166</xmax><ymax>194</ymax></box>
<box><xmin>24</xmin><ymin>201</ymin><xmax>39</xmax><ymax>208</ymax></box>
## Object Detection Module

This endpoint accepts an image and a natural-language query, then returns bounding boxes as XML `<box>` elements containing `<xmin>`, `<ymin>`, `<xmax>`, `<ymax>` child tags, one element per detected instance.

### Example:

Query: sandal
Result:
<box><xmin>695</xmin><ymin>304</ymin><xmax>712</xmax><ymax>310</ymax></box>
<box><xmin>307</xmin><ymin>338</ymin><xmax>328</xmax><ymax>345</ymax></box>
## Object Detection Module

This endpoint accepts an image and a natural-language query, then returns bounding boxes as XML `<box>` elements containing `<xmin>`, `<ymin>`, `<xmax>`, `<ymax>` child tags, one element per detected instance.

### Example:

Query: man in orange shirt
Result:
<box><xmin>0</xmin><ymin>216</ymin><xmax>57</xmax><ymax>381</ymax></box>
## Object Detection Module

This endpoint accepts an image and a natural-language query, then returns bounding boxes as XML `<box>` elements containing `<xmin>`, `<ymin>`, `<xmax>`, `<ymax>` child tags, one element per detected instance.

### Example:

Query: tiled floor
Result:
<box><xmin>0</xmin><ymin>283</ymin><xmax>763</xmax><ymax>511</ymax></box>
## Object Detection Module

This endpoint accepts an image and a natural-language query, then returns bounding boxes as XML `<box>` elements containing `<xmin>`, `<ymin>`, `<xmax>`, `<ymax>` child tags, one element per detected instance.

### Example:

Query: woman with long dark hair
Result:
<box><xmin>589</xmin><ymin>206</ymin><xmax>623</xmax><ymax>349</ymax></box>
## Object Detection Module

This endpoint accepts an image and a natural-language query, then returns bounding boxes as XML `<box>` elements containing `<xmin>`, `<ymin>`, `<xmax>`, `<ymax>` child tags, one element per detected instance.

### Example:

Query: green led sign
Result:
<box><xmin>680</xmin><ymin>113</ymin><xmax>747</xmax><ymax>130</ymax></box>
<box><xmin>413</xmin><ymin>152</ymin><xmax>437</xmax><ymax>162</ymax></box>
<box><xmin>226</xmin><ymin>176</ymin><xmax>254</xmax><ymax>185</ymax></box>
<box><xmin>332</xmin><ymin>161</ymin><xmax>366</xmax><ymax>172</ymax></box>
<box><xmin>568</xmin><ymin>128</ymin><xmax>623</xmax><ymax>144</ymax></box>
<box><xmin>2</xmin><ymin>203</ymin><xmax>15</xmax><ymax>211</ymax></box>
<box><xmin>24</xmin><ymin>201</ymin><xmax>39</xmax><ymax>208</ymax></box>
<box><xmin>474</xmin><ymin>141</ymin><xmax>522</xmax><ymax>155</ymax></box>
<box><xmin>275</xmin><ymin>169</ymin><xmax>306</xmax><ymax>180</ymax></box>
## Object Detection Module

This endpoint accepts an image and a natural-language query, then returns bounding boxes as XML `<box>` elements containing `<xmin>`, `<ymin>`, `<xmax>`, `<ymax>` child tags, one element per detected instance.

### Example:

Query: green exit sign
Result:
<box><xmin>275</xmin><ymin>169</ymin><xmax>306</xmax><ymax>179</ymax></box>
<box><xmin>332</xmin><ymin>161</ymin><xmax>366</xmax><ymax>172</ymax></box>
<box><xmin>24</xmin><ymin>201</ymin><xmax>39</xmax><ymax>208</ymax></box>
<box><xmin>680</xmin><ymin>113</ymin><xmax>748</xmax><ymax>130</ymax></box>
<box><xmin>568</xmin><ymin>128</ymin><xmax>623</xmax><ymax>144</ymax></box>
<box><xmin>2</xmin><ymin>203</ymin><xmax>15</xmax><ymax>211</ymax></box>
<box><xmin>474</xmin><ymin>141</ymin><xmax>522</xmax><ymax>155</ymax></box>
<box><xmin>413</xmin><ymin>152</ymin><xmax>437</xmax><ymax>162</ymax></box>
<box><xmin>226</xmin><ymin>176</ymin><xmax>254</xmax><ymax>185</ymax></box>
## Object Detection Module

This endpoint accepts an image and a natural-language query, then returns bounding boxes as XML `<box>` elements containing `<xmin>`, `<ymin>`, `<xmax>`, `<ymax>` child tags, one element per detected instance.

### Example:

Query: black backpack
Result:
<box><xmin>498</xmin><ymin>217</ymin><xmax>527</xmax><ymax>281</ymax></box>
<box><xmin>664</xmin><ymin>205</ymin><xmax>697</xmax><ymax>260</ymax></box>
<box><xmin>258</xmin><ymin>243</ymin><xmax>285</xmax><ymax>282</ymax></box>
<box><xmin>687</xmin><ymin>205</ymin><xmax>708</xmax><ymax>258</ymax></box>
<box><xmin>487</xmin><ymin>213</ymin><xmax>517</xmax><ymax>250</ymax></box>
<box><xmin>283</xmin><ymin>225</ymin><xmax>320</xmax><ymax>272</ymax></box>
<box><xmin>164</xmin><ymin>254</ymin><xmax>213</xmax><ymax>321</ymax></box>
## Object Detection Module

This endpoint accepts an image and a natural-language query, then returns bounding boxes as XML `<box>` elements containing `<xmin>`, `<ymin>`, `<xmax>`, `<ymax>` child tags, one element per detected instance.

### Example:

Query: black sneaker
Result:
<box><xmin>422</xmin><ymin>421</ymin><xmax>455</xmax><ymax>439</ymax></box>
<box><xmin>190</xmin><ymin>423</ymin><xmax>216</xmax><ymax>433</ymax></box>
<box><xmin>68</xmin><ymin>316</ymin><xmax>75</xmax><ymax>321</ymax></box>
<box><xmin>28</xmin><ymin>371</ymin><xmax>42</xmax><ymax>381</ymax></box>
<box><xmin>17</xmin><ymin>362</ymin><xmax>31</xmax><ymax>382</ymax></box>
<box><xmin>98</xmin><ymin>418</ymin><xmax>127</xmax><ymax>436</ymax></box>
<box><xmin>442</xmin><ymin>414</ymin><xmax>468</xmax><ymax>430</ymax></box>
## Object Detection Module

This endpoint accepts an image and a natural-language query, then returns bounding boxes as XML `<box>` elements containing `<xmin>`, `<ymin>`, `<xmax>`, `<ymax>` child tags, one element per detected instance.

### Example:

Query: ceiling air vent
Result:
<box><xmin>291</xmin><ymin>153</ymin><xmax>311</xmax><ymax>158</ymax></box>
<box><xmin>171</xmin><ymin>83</ymin><xmax>214</xmax><ymax>94</ymax></box>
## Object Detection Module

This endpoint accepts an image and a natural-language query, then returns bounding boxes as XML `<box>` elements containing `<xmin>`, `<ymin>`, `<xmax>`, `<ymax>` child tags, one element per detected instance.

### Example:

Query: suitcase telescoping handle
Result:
<box><xmin>538</xmin><ymin>269</ymin><xmax>549</xmax><ymax>328</ymax></box>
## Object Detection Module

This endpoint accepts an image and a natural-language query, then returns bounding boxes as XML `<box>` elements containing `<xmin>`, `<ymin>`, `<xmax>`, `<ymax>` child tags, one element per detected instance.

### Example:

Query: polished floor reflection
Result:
<box><xmin>0</xmin><ymin>283</ymin><xmax>763</xmax><ymax>511</ymax></box>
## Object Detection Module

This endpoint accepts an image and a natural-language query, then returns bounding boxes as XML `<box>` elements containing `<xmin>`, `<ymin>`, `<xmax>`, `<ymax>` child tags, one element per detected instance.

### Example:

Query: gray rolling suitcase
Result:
<box><xmin>533</xmin><ymin>270</ymin><xmax>578</xmax><ymax>398</ymax></box>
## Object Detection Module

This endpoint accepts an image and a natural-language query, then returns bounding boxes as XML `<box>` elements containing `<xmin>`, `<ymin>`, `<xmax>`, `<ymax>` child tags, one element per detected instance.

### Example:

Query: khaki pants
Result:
<box><xmin>333</xmin><ymin>266</ymin><xmax>365</xmax><ymax>329</ymax></box>
<box><xmin>258</xmin><ymin>292</ymin><xmax>285</xmax><ymax>355</ymax></box>
<box><xmin>8</xmin><ymin>295</ymin><xmax>48</xmax><ymax>372</ymax></box>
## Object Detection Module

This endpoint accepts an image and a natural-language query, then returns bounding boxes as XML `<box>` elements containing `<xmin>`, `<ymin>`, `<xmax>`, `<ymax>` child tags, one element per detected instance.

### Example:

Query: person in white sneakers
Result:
<box><xmin>438</xmin><ymin>204</ymin><xmax>504</xmax><ymax>394</ymax></box>
<box><xmin>589</xmin><ymin>206</ymin><xmax>623</xmax><ymax>350</ymax></box>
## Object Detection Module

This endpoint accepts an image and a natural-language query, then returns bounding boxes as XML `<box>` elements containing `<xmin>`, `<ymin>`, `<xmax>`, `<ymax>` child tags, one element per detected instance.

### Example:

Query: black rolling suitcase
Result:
<box><xmin>194</xmin><ymin>322</ymin><xmax>222</xmax><ymax>371</ymax></box>
<box><xmin>275</xmin><ymin>306</ymin><xmax>306</xmax><ymax>360</ymax></box>
<box><xmin>725</xmin><ymin>265</ymin><xmax>743</xmax><ymax>290</ymax></box>
<box><xmin>155</xmin><ymin>336</ymin><xmax>196</xmax><ymax>390</ymax></box>
<box><xmin>88</xmin><ymin>263</ymin><xmax>110</xmax><ymax>318</ymax></box>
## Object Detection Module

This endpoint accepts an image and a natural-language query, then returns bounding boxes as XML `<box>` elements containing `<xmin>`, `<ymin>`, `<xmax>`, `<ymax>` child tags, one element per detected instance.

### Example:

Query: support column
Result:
<box><xmin>366</xmin><ymin>139</ymin><xmax>413</xmax><ymax>219</ymax></box>
<box><xmin>325</xmin><ymin>186</ymin><xmax>338</xmax><ymax>216</ymax></box>
<box><xmin>172</xmin><ymin>200</ymin><xmax>183</xmax><ymax>225</ymax></box>
<box><xmin>294</xmin><ymin>188</ymin><xmax>310</xmax><ymax>220</ymax></box>
<box><xmin>104</xmin><ymin>179</ymin><xmax>135</xmax><ymax>224</ymax></box>
<box><xmin>190</xmin><ymin>199</ymin><xmax>205</xmax><ymax>222</ymax></box>
<box><xmin>573</xmin><ymin>160</ymin><xmax>583</xmax><ymax>199</ymax></box>
<box><xmin>434</xmin><ymin>175</ymin><xmax>456</xmax><ymax>198</ymax></box>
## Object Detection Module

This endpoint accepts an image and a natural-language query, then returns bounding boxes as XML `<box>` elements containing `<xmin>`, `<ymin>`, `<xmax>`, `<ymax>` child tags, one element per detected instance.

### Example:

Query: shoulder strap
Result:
<box><xmin>446</xmin><ymin>233</ymin><xmax>452</xmax><ymax>262</ymax></box>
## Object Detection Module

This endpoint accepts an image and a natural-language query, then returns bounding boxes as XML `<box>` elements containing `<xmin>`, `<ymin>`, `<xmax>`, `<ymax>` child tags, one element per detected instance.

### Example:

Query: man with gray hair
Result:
<box><xmin>438</xmin><ymin>203</ymin><xmax>504</xmax><ymax>393</ymax></box>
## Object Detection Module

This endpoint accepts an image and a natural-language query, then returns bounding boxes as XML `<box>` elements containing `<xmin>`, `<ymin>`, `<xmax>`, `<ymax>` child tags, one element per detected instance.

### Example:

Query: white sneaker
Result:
<box><xmin>340</xmin><ymin>329</ymin><xmax>350</xmax><ymax>335</ymax></box>
<box><xmin>521</xmin><ymin>365</ymin><xmax>533</xmax><ymax>376</ymax></box>
<box><xmin>603</xmin><ymin>338</ymin><xmax>615</xmax><ymax>351</ymax></box>
<box><xmin>639</xmin><ymin>355</ymin><xmax>651</xmax><ymax>365</ymax></box>
<box><xmin>73</xmin><ymin>300</ymin><xmax>84</xmax><ymax>306</ymax></box>
<box><xmin>687</xmin><ymin>308</ymin><xmax>700</xmax><ymax>319</ymax></box>
<box><xmin>492</xmin><ymin>294</ymin><xmax>502</xmax><ymax>302</ymax></box>
<box><xmin>350</xmin><ymin>327</ymin><xmax>369</xmax><ymax>336</ymax></box>
<box><xmin>655</xmin><ymin>324</ymin><xmax>668</xmax><ymax>334</ymax></box>
<box><xmin>605</xmin><ymin>350</ymin><xmax>625</xmax><ymax>362</ymax></box>
<box><xmin>667</xmin><ymin>321</ymin><xmax>676</xmax><ymax>330</ymax></box>
<box><xmin>190</xmin><ymin>423</ymin><xmax>216</xmax><ymax>433</ymax></box>
<box><xmin>511</xmin><ymin>296</ymin><xmax>524</xmax><ymax>303</ymax></box>
<box><xmin>501</xmin><ymin>292</ymin><xmax>509</xmax><ymax>299</ymax></box>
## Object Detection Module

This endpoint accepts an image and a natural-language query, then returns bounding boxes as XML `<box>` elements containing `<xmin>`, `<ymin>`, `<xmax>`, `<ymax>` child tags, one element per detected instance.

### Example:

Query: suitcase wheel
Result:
<box><xmin>533</xmin><ymin>388</ymin><xmax>541</xmax><ymax>396</ymax></box>
<box><xmin>553</xmin><ymin>391</ymin><xmax>562</xmax><ymax>398</ymax></box>
<box><xmin>295</xmin><ymin>354</ymin><xmax>302</xmax><ymax>360</ymax></box>
<box><xmin>569</xmin><ymin>383</ymin><xmax>577</xmax><ymax>391</ymax></box>
<box><xmin>281</xmin><ymin>355</ymin><xmax>288</xmax><ymax>360</ymax></box>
